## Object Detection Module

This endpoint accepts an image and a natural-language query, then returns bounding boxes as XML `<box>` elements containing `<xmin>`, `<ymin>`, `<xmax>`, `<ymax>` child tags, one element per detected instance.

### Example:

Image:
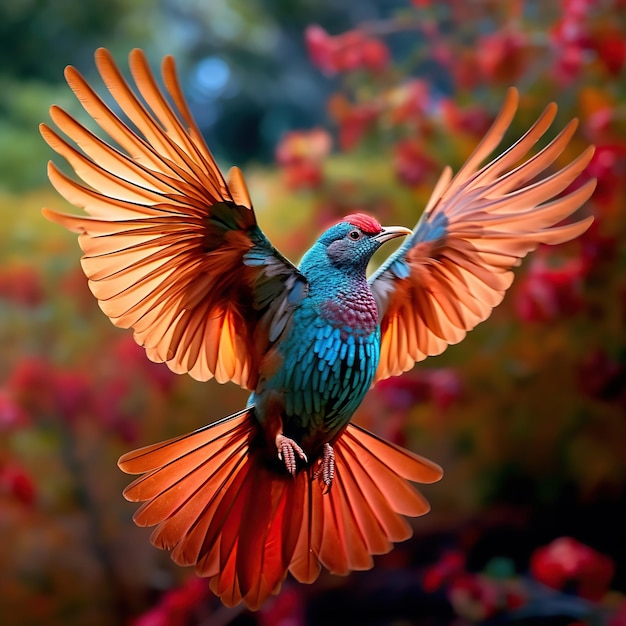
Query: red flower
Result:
<box><xmin>450</xmin><ymin>50</ymin><xmax>481</xmax><ymax>92</ymax></box>
<box><xmin>92</xmin><ymin>374</ymin><xmax>135</xmax><ymax>441</ymax></box>
<box><xmin>328</xmin><ymin>95</ymin><xmax>380</xmax><ymax>151</ymax></box>
<box><xmin>552</xmin><ymin>44</ymin><xmax>586</xmax><ymax>86</ymax></box>
<box><xmin>0</xmin><ymin>388</ymin><xmax>30</xmax><ymax>430</ymax></box>
<box><xmin>393</xmin><ymin>139</ymin><xmax>438</xmax><ymax>186</ymax></box>
<box><xmin>551</xmin><ymin>16</ymin><xmax>592</xmax><ymax>49</ymax></box>
<box><xmin>275</xmin><ymin>128</ymin><xmax>331</xmax><ymax>190</ymax></box>
<box><xmin>51</xmin><ymin>369</ymin><xmax>92</xmax><ymax>424</ymax></box>
<box><xmin>8</xmin><ymin>357</ymin><xmax>49</xmax><ymax>391</ymax></box>
<box><xmin>375</xmin><ymin>369</ymin><xmax>462</xmax><ymax>412</ymax></box>
<box><xmin>259</xmin><ymin>587</ymin><xmax>305</xmax><ymax>626</ymax></box>
<box><xmin>132</xmin><ymin>577</ymin><xmax>209</xmax><ymax>626</ymax></box>
<box><xmin>549</xmin><ymin>1</ymin><xmax>596</xmax><ymax>84</ymax></box>
<box><xmin>447</xmin><ymin>571</ymin><xmax>527</xmax><ymax>621</ymax></box>
<box><xmin>561</xmin><ymin>0</ymin><xmax>596</xmax><ymax>21</ymax></box>
<box><xmin>592</xmin><ymin>26</ymin><xmax>626</xmax><ymax>75</ymax></box>
<box><xmin>584</xmin><ymin>107</ymin><xmax>615</xmax><ymax>144</ymax></box>
<box><xmin>448</xmin><ymin>573</ymin><xmax>500</xmax><ymax>621</ymax></box>
<box><xmin>131</xmin><ymin>609</ymin><xmax>168</xmax><ymax>626</ymax></box>
<box><xmin>387</xmin><ymin>80</ymin><xmax>430</xmax><ymax>127</ymax></box>
<box><xmin>476</xmin><ymin>30</ymin><xmax>528</xmax><ymax>84</ymax></box>
<box><xmin>586</xmin><ymin>144</ymin><xmax>626</xmax><ymax>209</ymax></box>
<box><xmin>60</xmin><ymin>266</ymin><xmax>97</xmax><ymax>315</ymax></box>
<box><xmin>579</xmin><ymin>220</ymin><xmax>618</xmax><ymax>272</ymax></box>
<box><xmin>360</xmin><ymin>37</ymin><xmax>391</xmax><ymax>72</ymax></box>
<box><xmin>305</xmin><ymin>25</ymin><xmax>390</xmax><ymax>76</ymax></box>
<box><xmin>440</xmin><ymin>100</ymin><xmax>492</xmax><ymax>139</ymax></box>
<box><xmin>530</xmin><ymin>537</ymin><xmax>614</xmax><ymax>601</ymax></box>
<box><xmin>305</xmin><ymin>25</ymin><xmax>340</xmax><ymax>75</ymax></box>
<box><xmin>514</xmin><ymin>251</ymin><xmax>586</xmax><ymax>323</ymax></box>
<box><xmin>428</xmin><ymin>369</ymin><xmax>464</xmax><ymax>411</ymax></box>
<box><xmin>0</xmin><ymin>264</ymin><xmax>44</xmax><ymax>308</ymax></box>
<box><xmin>0</xmin><ymin>462</ymin><xmax>36</xmax><ymax>507</ymax></box>
<box><xmin>275</xmin><ymin>128</ymin><xmax>331</xmax><ymax>166</ymax></box>
<box><xmin>7</xmin><ymin>357</ymin><xmax>55</xmax><ymax>415</ymax></box>
<box><xmin>113</xmin><ymin>335</ymin><xmax>177</xmax><ymax>395</ymax></box>
<box><xmin>423</xmin><ymin>551</ymin><xmax>465</xmax><ymax>593</ymax></box>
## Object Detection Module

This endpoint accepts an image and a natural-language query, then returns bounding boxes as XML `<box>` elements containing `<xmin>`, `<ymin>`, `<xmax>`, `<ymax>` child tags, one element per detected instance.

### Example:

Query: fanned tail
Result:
<box><xmin>118</xmin><ymin>410</ymin><xmax>442</xmax><ymax>610</ymax></box>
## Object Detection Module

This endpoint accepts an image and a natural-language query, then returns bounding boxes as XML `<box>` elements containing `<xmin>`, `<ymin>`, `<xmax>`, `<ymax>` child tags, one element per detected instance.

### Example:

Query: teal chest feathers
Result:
<box><xmin>263</xmin><ymin>303</ymin><xmax>380</xmax><ymax>453</ymax></box>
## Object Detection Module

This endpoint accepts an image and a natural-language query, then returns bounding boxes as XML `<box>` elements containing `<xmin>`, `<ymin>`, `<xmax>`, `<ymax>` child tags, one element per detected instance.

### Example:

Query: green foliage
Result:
<box><xmin>0</xmin><ymin>0</ymin><xmax>159</xmax><ymax>192</ymax></box>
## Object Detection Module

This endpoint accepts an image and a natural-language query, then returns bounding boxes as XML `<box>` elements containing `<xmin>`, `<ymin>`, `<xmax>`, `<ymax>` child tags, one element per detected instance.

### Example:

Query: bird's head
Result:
<box><xmin>301</xmin><ymin>213</ymin><xmax>412</xmax><ymax>276</ymax></box>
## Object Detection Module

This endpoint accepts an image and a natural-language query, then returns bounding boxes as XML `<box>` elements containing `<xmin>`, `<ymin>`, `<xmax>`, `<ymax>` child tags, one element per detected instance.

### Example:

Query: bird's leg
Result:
<box><xmin>314</xmin><ymin>443</ymin><xmax>335</xmax><ymax>492</ymax></box>
<box><xmin>259</xmin><ymin>391</ymin><xmax>308</xmax><ymax>476</ymax></box>
<box><xmin>275</xmin><ymin>434</ymin><xmax>307</xmax><ymax>476</ymax></box>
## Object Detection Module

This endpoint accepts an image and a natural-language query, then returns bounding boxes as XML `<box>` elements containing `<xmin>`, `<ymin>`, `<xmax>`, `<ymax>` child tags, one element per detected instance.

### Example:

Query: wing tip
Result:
<box><xmin>579</xmin><ymin>143</ymin><xmax>596</xmax><ymax>165</ymax></box>
<box><xmin>41</xmin><ymin>205</ymin><xmax>88</xmax><ymax>233</ymax></box>
<box><xmin>505</xmin><ymin>86</ymin><xmax>520</xmax><ymax>107</ymax></box>
<box><xmin>502</xmin><ymin>86</ymin><xmax>520</xmax><ymax>119</ymax></box>
<box><xmin>573</xmin><ymin>213</ymin><xmax>595</xmax><ymax>234</ymax></box>
<box><xmin>39</xmin><ymin>122</ymin><xmax>52</xmax><ymax>141</ymax></box>
<box><xmin>162</xmin><ymin>54</ymin><xmax>177</xmax><ymax>74</ymax></box>
<box><xmin>544</xmin><ymin>99</ymin><xmax>558</xmax><ymax>117</ymax></box>
<box><xmin>94</xmin><ymin>46</ymin><xmax>111</xmax><ymax>63</ymax></box>
<box><xmin>63</xmin><ymin>63</ymin><xmax>81</xmax><ymax>83</ymax></box>
<box><xmin>41</xmin><ymin>206</ymin><xmax>59</xmax><ymax>225</ymax></box>
<box><xmin>41</xmin><ymin>206</ymin><xmax>55</xmax><ymax>218</ymax></box>
<box><xmin>564</xmin><ymin>116</ymin><xmax>580</xmax><ymax>135</ymax></box>
<box><xmin>228</xmin><ymin>166</ymin><xmax>253</xmax><ymax>209</ymax></box>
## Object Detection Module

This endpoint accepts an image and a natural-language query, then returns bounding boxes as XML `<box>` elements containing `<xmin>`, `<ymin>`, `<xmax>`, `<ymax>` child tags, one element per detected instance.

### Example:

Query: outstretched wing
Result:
<box><xmin>370</xmin><ymin>88</ymin><xmax>595</xmax><ymax>384</ymax></box>
<box><xmin>42</xmin><ymin>48</ymin><xmax>307</xmax><ymax>387</ymax></box>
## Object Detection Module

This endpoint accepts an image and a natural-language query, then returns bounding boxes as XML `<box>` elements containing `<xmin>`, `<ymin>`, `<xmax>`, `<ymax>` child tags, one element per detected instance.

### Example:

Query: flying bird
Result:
<box><xmin>41</xmin><ymin>48</ymin><xmax>595</xmax><ymax>610</ymax></box>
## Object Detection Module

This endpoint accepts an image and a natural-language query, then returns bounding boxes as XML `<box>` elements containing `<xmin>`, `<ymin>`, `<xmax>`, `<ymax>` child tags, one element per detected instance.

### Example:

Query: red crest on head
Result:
<box><xmin>341</xmin><ymin>213</ymin><xmax>382</xmax><ymax>235</ymax></box>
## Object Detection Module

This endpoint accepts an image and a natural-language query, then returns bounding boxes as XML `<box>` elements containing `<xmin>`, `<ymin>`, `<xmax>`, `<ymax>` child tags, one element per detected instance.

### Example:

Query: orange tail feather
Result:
<box><xmin>118</xmin><ymin>409</ymin><xmax>443</xmax><ymax>610</ymax></box>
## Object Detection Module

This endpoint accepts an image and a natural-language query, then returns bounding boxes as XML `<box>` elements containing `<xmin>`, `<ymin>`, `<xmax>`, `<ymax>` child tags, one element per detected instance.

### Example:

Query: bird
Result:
<box><xmin>41</xmin><ymin>48</ymin><xmax>595</xmax><ymax>610</ymax></box>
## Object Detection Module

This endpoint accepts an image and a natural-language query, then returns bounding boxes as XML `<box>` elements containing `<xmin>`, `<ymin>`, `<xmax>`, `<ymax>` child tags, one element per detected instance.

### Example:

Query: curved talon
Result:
<box><xmin>314</xmin><ymin>443</ymin><xmax>335</xmax><ymax>492</ymax></box>
<box><xmin>276</xmin><ymin>434</ymin><xmax>307</xmax><ymax>476</ymax></box>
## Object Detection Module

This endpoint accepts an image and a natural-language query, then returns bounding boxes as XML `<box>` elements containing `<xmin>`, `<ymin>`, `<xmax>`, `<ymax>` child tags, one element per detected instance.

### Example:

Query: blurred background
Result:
<box><xmin>0</xmin><ymin>0</ymin><xmax>625</xmax><ymax>624</ymax></box>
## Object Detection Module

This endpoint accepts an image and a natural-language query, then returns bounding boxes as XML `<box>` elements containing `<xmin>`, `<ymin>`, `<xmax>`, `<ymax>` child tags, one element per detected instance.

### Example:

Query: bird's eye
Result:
<box><xmin>348</xmin><ymin>230</ymin><xmax>361</xmax><ymax>241</ymax></box>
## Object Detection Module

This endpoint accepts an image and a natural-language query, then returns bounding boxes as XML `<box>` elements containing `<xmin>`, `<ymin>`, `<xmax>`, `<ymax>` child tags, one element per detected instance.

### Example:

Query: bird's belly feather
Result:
<box><xmin>256</xmin><ymin>307</ymin><xmax>380</xmax><ymax>455</ymax></box>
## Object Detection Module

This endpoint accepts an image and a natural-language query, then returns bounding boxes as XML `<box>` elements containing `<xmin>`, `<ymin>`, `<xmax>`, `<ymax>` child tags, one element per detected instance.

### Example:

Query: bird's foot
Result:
<box><xmin>314</xmin><ymin>443</ymin><xmax>335</xmax><ymax>493</ymax></box>
<box><xmin>276</xmin><ymin>434</ymin><xmax>307</xmax><ymax>476</ymax></box>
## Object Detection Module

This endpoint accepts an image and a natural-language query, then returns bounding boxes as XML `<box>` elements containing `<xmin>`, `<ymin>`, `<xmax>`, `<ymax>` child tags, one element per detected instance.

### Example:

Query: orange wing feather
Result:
<box><xmin>42</xmin><ymin>48</ymin><xmax>305</xmax><ymax>387</ymax></box>
<box><xmin>371</xmin><ymin>87</ymin><xmax>595</xmax><ymax>383</ymax></box>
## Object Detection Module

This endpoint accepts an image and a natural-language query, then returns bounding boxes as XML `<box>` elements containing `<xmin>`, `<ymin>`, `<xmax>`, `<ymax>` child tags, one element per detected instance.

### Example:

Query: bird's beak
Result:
<box><xmin>374</xmin><ymin>225</ymin><xmax>413</xmax><ymax>244</ymax></box>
